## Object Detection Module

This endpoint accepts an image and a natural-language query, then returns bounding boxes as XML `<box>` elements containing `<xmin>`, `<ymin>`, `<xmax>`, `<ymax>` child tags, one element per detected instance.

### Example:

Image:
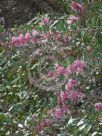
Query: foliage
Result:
<box><xmin>0</xmin><ymin>1</ymin><xmax>102</xmax><ymax>136</ymax></box>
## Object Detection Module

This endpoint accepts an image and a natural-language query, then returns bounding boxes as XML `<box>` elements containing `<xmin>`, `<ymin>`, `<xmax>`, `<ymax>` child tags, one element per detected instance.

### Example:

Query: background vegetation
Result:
<box><xmin>0</xmin><ymin>0</ymin><xmax>102</xmax><ymax>135</ymax></box>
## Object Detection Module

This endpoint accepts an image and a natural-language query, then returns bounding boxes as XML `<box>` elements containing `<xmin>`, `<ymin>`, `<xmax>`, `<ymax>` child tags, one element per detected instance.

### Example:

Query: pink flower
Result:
<box><xmin>95</xmin><ymin>103</ymin><xmax>102</xmax><ymax>111</ymax></box>
<box><xmin>62</xmin><ymin>104</ymin><xmax>69</xmax><ymax>113</ymax></box>
<box><xmin>55</xmin><ymin>64</ymin><xmax>65</xmax><ymax>76</ymax></box>
<box><xmin>48</xmin><ymin>64</ymin><xmax>66</xmax><ymax>78</ymax></box>
<box><xmin>67</xmin><ymin>16</ymin><xmax>78</xmax><ymax>24</ymax></box>
<box><xmin>65</xmin><ymin>66</ymin><xmax>73</xmax><ymax>75</ymax></box>
<box><xmin>11</xmin><ymin>34</ymin><xmax>26</xmax><ymax>47</ymax></box>
<box><xmin>18</xmin><ymin>34</ymin><xmax>26</xmax><ymax>45</ymax></box>
<box><xmin>53</xmin><ymin>108</ymin><xmax>63</xmax><ymax>119</ymax></box>
<box><xmin>65</xmin><ymin>79</ymin><xmax>77</xmax><ymax>91</ymax></box>
<box><xmin>66</xmin><ymin>90</ymin><xmax>83</xmax><ymax>102</ymax></box>
<box><xmin>65</xmin><ymin>60</ymin><xmax>86</xmax><ymax>74</ymax></box>
<box><xmin>36</xmin><ymin>119</ymin><xmax>51</xmax><ymax>133</ymax></box>
<box><xmin>57</xmin><ymin>66</ymin><xmax>65</xmax><ymax>75</ymax></box>
<box><xmin>11</xmin><ymin>37</ymin><xmax>18</xmax><ymax>46</ymax></box>
<box><xmin>32</xmin><ymin>30</ymin><xmax>39</xmax><ymax>37</ymax></box>
<box><xmin>42</xmin><ymin>33</ymin><xmax>50</xmax><ymax>42</ymax></box>
<box><xmin>71</xmin><ymin>1</ymin><xmax>84</xmax><ymax>13</ymax></box>
<box><xmin>25</xmin><ymin>32</ymin><xmax>31</xmax><ymax>43</ymax></box>
<box><xmin>41</xmin><ymin>16</ymin><xmax>50</xmax><ymax>25</ymax></box>
<box><xmin>32</xmin><ymin>30</ymin><xmax>41</xmax><ymax>43</ymax></box>
<box><xmin>48</xmin><ymin>71</ymin><xmax>57</xmax><ymax>79</ymax></box>
<box><xmin>44</xmin><ymin>119</ymin><xmax>51</xmax><ymax>126</ymax></box>
<box><xmin>72</xmin><ymin>60</ymin><xmax>86</xmax><ymax>73</ymax></box>
<box><xmin>36</xmin><ymin>124</ymin><xmax>42</xmax><ymax>132</ymax></box>
<box><xmin>60</xmin><ymin>91</ymin><xmax>67</xmax><ymax>102</ymax></box>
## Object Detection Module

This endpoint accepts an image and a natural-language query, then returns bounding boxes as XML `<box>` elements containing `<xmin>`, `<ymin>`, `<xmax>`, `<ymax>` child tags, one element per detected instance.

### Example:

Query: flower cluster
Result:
<box><xmin>71</xmin><ymin>1</ymin><xmax>84</xmax><ymax>13</ymax></box>
<box><xmin>35</xmin><ymin>2</ymin><xmax>86</xmax><ymax>132</ymax></box>
<box><xmin>11</xmin><ymin>34</ymin><xmax>27</xmax><ymax>46</ymax></box>
<box><xmin>72</xmin><ymin>59</ymin><xmax>86</xmax><ymax>73</ymax></box>
<box><xmin>40</xmin><ymin>16</ymin><xmax>50</xmax><ymax>26</ymax></box>
<box><xmin>65</xmin><ymin>79</ymin><xmax>77</xmax><ymax>91</ymax></box>
<box><xmin>59</xmin><ymin>79</ymin><xmax>83</xmax><ymax>103</ymax></box>
<box><xmin>36</xmin><ymin>119</ymin><xmax>51</xmax><ymax>132</ymax></box>
<box><xmin>53</xmin><ymin>107</ymin><xmax>63</xmax><ymax>119</ymax></box>
<box><xmin>67</xmin><ymin>16</ymin><xmax>78</xmax><ymax>25</ymax></box>
<box><xmin>95</xmin><ymin>103</ymin><xmax>102</xmax><ymax>111</ymax></box>
<box><xmin>40</xmin><ymin>59</ymin><xmax>86</xmax><ymax>132</ymax></box>
<box><xmin>51</xmin><ymin>105</ymin><xmax>69</xmax><ymax>120</ymax></box>
<box><xmin>66</xmin><ymin>90</ymin><xmax>83</xmax><ymax>103</ymax></box>
<box><xmin>48</xmin><ymin>64</ymin><xmax>66</xmax><ymax>79</ymax></box>
<box><xmin>11</xmin><ymin>31</ymin><xmax>71</xmax><ymax>47</ymax></box>
<box><xmin>36</xmin><ymin>77</ymin><xmax>83</xmax><ymax>133</ymax></box>
<box><xmin>48</xmin><ymin>60</ymin><xmax>86</xmax><ymax>79</ymax></box>
<box><xmin>11</xmin><ymin>30</ymin><xmax>40</xmax><ymax>46</ymax></box>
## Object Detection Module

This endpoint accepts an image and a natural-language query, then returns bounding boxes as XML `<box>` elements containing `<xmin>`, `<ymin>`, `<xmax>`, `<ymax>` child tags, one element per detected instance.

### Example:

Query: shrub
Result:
<box><xmin>0</xmin><ymin>1</ymin><xmax>102</xmax><ymax>135</ymax></box>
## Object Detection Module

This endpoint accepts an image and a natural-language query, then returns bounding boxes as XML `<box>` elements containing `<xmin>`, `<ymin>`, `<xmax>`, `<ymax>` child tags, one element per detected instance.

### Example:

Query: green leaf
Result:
<box><xmin>77</xmin><ymin>119</ymin><xmax>84</xmax><ymax>126</ymax></box>
<box><xmin>85</xmin><ymin>125</ymin><xmax>92</xmax><ymax>135</ymax></box>
<box><xmin>78</xmin><ymin>124</ymin><xmax>87</xmax><ymax>131</ymax></box>
<box><xmin>70</xmin><ymin>24</ymin><xmax>76</xmax><ymax>30</ymax></box>
<box><xmin>92</xmin><ymin>132</ymin><xmax>98</xmax><ymax>136</ymax></box>
<box><xmin>3</xmin><ymin>116</ymin><xmax>13</xmax><ymax>125</ymax></box>
<box><xmin>67</xmin><ymin>118</ymin><xmax>76</xmax><ymax>126</ymax></box>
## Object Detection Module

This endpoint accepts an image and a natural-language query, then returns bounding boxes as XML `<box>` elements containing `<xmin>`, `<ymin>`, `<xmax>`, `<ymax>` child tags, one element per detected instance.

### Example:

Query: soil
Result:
<box><xmin>0</xmin><ymin>0</ymin><xmax>65</xmax><ymax>28</ymax></box>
